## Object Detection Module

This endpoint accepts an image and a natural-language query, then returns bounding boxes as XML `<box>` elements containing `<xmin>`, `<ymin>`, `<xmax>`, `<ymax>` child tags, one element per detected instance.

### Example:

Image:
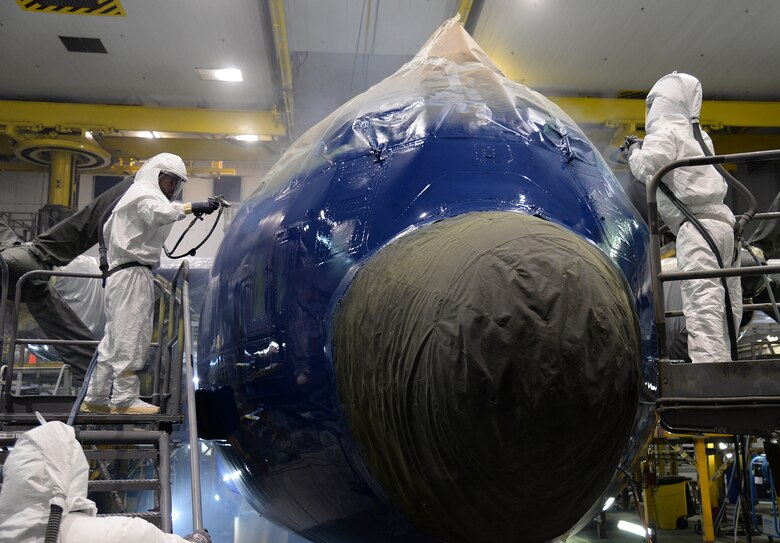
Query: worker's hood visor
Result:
<box><xmin>159</xmin><ymin>169</ymin><xmax>187</xmax><ymax>201</ymax></box>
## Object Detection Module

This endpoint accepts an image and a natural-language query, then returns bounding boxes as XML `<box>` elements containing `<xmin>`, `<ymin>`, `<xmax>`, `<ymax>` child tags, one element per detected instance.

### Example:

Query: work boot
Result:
<box><xmin>79</xmin><ymin>401</ymin><xmax>111</xmax><ymax>414</ymax></box>
<box><xmin>110</xmin><ymin>398</ymin><xmax>160</xmax><ymax>415</ymax></box>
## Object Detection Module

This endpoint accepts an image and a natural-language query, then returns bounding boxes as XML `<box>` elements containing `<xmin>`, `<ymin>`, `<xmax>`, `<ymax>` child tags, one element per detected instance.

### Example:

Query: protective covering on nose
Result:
<box><xmin>332</xmin><ymin>211</ymin><xmax>641</xmax><ymax>543</ymax></box>
<box><xmin>645</xmin><ymin>72</ymin><xmax>703</xmax><ymax>131</ymax></box>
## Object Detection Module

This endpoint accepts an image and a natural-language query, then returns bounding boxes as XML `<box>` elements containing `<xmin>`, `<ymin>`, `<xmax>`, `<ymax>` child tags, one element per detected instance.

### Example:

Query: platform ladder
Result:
<box><xmin>647</xmin><ymin>149</ymin><xmax>780</xmax><ymax>435</ymax></box>
<box><xmin>0</xmin><ymin>259</ymin><xmax>204</xmax><ymax>533</ymax></box>
<box><xmin>646</xmin><ymin>148</ymin><xmax>780</xmax><ymax>542</ymax></box>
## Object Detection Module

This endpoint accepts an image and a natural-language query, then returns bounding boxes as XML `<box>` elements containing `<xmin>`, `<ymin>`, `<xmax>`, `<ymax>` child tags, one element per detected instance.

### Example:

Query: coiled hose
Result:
<box><xmin>44</xmin><ymin>504</ymin><xmax>63</xmax><ymax>543</ymax></box>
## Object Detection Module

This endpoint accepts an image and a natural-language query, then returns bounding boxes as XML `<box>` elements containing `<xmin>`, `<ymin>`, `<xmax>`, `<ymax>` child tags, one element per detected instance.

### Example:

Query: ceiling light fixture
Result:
<box><xmin>197</xmin><ymin>68</ymin><xmax>243</xmax><ymax>82</ymax></box>
<box><xmin>234</xmin><ymin>134</ymin><xmax>259</xmax><ymax>142</ymax></box>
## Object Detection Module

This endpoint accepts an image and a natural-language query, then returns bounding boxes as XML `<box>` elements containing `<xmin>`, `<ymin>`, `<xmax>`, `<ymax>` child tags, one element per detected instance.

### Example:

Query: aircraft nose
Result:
<box><xmin>331</xmin><ymin>211</ymin><xmax>641</xmax><ymax>543</ymax></box>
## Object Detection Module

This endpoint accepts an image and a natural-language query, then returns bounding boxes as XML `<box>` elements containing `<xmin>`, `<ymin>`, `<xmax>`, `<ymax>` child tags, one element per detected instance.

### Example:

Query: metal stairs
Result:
<box><xmin>0</xmin><ymin>260</ymin><xmax>203</xmax><ymax>534</ymax></box>
<box><xmin>0</xmin><ymin>427</ymin><xmax>173</xmax><ymax>530</ymax></box>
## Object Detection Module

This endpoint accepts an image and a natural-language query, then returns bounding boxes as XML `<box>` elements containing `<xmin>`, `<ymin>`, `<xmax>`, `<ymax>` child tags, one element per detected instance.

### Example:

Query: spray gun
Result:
<box><xmin>164</xmin><ymin>194</ymin><xmax>232</xmax><ymax>259</ymax></box>
<box><xmin>208</xmin><ymin>194</ymin><xmax>231</xmax><ymax>211</ymax></box>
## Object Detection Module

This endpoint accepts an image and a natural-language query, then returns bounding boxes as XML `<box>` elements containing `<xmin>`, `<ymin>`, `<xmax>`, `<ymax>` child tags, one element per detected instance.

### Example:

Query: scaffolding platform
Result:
<box><xmin>0</xmin><ymin>259</ymin><xmax>204</xmax><ymax>534</ymax></box>
<box><xmin>657</xmin><ymin>359</ymin><xmax>780</xmax><ymax>435</ymax></box>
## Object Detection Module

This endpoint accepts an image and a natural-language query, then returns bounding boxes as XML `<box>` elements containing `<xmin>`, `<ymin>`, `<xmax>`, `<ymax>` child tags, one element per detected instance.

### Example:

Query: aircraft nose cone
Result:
<box><xmin>332</xmin><ymin>211</ymin><xmax>641</xmax><ymax>543</ymax></box>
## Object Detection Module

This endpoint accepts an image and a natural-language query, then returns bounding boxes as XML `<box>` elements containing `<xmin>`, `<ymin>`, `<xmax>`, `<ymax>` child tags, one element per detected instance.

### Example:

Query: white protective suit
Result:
<box><xmin>628</xmin><ymin>72</ymin><xmax>741</xmax><ymax>363</ymax></box>
<box><xmin>84</xmin><ymin>153</ymin><xmax>187</xmax><ymax>411</ymax></box>
<box><xmin>0</xmin><ymin>420</ymin><xmax>187</xmax><ymax>543</ymax></box>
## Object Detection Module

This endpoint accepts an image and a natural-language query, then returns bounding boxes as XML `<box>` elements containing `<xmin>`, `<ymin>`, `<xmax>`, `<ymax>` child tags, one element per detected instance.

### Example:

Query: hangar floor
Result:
<box><xmin>571</xmin><ymin>509</ymin><xmax>777</xmax><ymax>543</ymax></box>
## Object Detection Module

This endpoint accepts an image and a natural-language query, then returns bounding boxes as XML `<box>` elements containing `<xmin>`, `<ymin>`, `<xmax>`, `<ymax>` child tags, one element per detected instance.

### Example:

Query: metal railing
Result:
<box><xmin>0</xmin><ymin>262</ymin><xmax>192</xmax><ymax>417</ymax></box>
<box><xmin>0</xmin><ymin>211</ymin><xmax>38</xmax><ymax>242</ymax></box>
<box><xmin>0</xmin><ymin>254</ymin><xmax>7</xmax><ymax>370</ymax></box>
<box><xmin>647</xmin><ymin>148</ymin><xmax>780</xmax><ymax>359</ymax></box>
<box><xmin>0</xmin><ymin>258</ymin><xmax>203</xmax><ymax>531</ymax></box>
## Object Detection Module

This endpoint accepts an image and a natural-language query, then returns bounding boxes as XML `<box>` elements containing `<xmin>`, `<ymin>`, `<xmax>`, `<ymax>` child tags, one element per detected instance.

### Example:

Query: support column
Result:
<box><xmin>48</xmin><ymin>150</ymin><xmax>76</xmax><ymax>207</ymax></box>
<box><xmin>695</xmin><ymin>438</ymin><xmax>715</xmax><ymax>543</ymax></box>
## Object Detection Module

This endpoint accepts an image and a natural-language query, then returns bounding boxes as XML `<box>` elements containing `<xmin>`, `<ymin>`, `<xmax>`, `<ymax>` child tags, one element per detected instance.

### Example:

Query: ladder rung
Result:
<box><xmin>88</xmin><ymin>479</ymin><xmax>160</xmax><ymax>492</ymax></box>
<box><xmin>97</xmin><ymin>511</ymin><xmax>162</xmax><ymax>527</ymax></box>
<box><xmin>97</xmin><ymin>511</ymin><xmax>161</xmax><ymax>518</ymax></box>
<box><xmin>84</xmin><ymin>449</ymin><xmax>158</xmax><ymax>460</ymax></box>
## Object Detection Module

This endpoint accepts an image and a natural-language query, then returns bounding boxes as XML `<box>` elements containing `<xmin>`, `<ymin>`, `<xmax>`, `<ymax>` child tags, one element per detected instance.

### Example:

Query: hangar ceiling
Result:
<box><xmin>1</xmin><ymin>0</ymin><xmax>779</xmax><ymax>172</ymax></box>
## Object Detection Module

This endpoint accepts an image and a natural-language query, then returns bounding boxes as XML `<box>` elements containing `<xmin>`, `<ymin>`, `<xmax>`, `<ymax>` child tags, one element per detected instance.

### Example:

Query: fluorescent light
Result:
<box><xmin>216</xmin><ymin>68</ymin><xmax>242</xmax><ymax>81</ymax></box>
<box><xmin>603</xmin><ymin>497</ymin><xmax>615</xmax><ymax>511</ymax></box>
<box><xmin>719</xmin><ymin>442</ymin><xmax>728</xmax><ymax>450</ymax></box>
<box><xmin>197</xmin><ymin>67</ymin><xmax>243</xmax><ymax>82</ymax></box>
<box><xmin>617</xmin><ymin>520</ymin><xmax>651</xmax><ymax>537</ymax></box>
<box><xmin>234</xmin><ymin>134</ymin><xmax>259</xmax><ymax>142</ymax></box>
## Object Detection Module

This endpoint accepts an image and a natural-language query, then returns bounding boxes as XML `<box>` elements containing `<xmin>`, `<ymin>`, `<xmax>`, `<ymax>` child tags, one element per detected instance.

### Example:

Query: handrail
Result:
<box><xmin>0</xmin><ymin>253</ymin><xmax>8</xmax><ymax>369</ymax></box>
<box><xmin>647</xmin><ymin>148</ymin><xmax>780</xmax><ymax>359</ymax></box>
<box><xmin>167</xmin><ymin>260</ymin><xmax>203</xmax><ymax>529</ymax></box>
<box><xmin>0</xmin><ymin>258</ymin><xmax>198</xmax><ymax>535</ymax></box>
<box><xmin>1</xmin><ymin>268</ymin><xmax>166</xmax><ymax>413</ymax></box>
<box><xmin>3</xmin><ymin>269</ymin><xmax>102</xmax><ymax>412</ymax></box>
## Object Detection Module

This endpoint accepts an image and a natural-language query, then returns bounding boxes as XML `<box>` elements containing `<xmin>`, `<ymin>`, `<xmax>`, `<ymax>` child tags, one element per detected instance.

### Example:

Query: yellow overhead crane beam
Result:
<box><xmin>0</xmin><ymin>100</ymin><xmax>285</xmax><ymax>138</ymax></box>
<box><xmin>550</xmin><ymin>96</ymin><xmax>780</xmax><ymax>130</ymax></box>
<box><xmin>269</xmin><ymin>0</ymin><xmax>295</xmax><ymax>140</ymax></box>
<box><xmin>457</xmin><ymin>0</ymin><xmax>474</xmax><ymax>24</ymax></box>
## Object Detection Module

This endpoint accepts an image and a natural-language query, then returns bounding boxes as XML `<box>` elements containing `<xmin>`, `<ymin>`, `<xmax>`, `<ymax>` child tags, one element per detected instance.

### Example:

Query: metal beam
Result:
<box><xmin>550</xmin><ymin>96</ymin><xmax>780</xmax><ymax>129</ymax></box>
<box><xmin>0</xmin><ymin>136</ymin><xmax>279</xmax><ymax>172</ymax></box>
<box><xmin>0</xmin><ymin>100</ymin><xmax>285</xmax><ymax>137</ymax></box>
<box><xmin>99</xmin><ymin>136</ymin><xmax>281</xmax><ymax>163</ymax></box>
<box><xmin>457</xmin><ymin>0</ymin><xmax>473</xmax><ymax>24</ymax></box>
<box><xmin>268</xmin><ymin>0</ymin><xmax>294</xmax><ymax>140</ymax></box>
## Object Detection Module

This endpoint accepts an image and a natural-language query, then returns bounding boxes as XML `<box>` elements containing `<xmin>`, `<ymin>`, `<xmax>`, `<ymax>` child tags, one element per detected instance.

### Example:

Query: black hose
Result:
<box><xmin>617</xmin><ymin>466</ymin><xmax>653</xmax><ymax>543</ymax></box>
<box><xmin>658</xmin><ymin>183</ymin><xmax>739</xmax><ymax>359</ymax></box>
<box><xmin>163</xmin><ymin>205</ymin><xmax>224</xmax><ymax>259</ymax></box>
<box><xmin>97</xmin><ymin>194</ymin><xmax>126</xmax><ymax>287</ymax></box>
<box><xmin>67</xmin><ymin>347</ymin><xmax>99</xmax><ymax>426</ymax></box>
<box><xmin>692</xmin><ymin>122</ymin><xmax>757</xmax><ymax>241</ymax></box>
<box><xmin>734</xmin><ymin>434</ymin><xmax>754</xmax><ymax>543</ymax></box>
<box><xmin>44</xmin><ymin>504</ymin><xmax>63</xmax><ymax>543</ymax></box>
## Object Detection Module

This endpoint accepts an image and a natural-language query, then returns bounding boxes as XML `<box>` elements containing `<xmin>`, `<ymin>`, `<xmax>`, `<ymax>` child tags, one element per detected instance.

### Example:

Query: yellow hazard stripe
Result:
<box><xmin>15</xmin><ymin>0</ymin><xmax>125</xmax><ymax>16</ymax></box>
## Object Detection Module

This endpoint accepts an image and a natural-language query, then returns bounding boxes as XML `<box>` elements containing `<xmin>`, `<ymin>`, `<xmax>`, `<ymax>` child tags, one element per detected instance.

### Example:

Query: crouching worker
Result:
<box><xmin>0</xmin><ymin>419</ymin><xmax>210</xmax><ymax>542</ymax></box>
<box><xmin>82</xmin><ymin>153</ymin><xmax>219</xmax><ymax>415</ymax></box>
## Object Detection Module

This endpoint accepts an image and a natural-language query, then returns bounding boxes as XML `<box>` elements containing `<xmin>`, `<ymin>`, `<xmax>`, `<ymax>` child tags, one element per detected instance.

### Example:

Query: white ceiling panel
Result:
<box><xmin>473</xmin><ymin>0</ymin><xmax>780</xmax><ymax>100</ymax></box>
<box><xmin>0</xmin><ymin>0</ymin><xmax>278</xmax><ymax>109</ymax></box>
<box><xmin>1</xmin><ymin>0</ymin><xmax>779</xmax><ymax>140</ymax></box>
<box><xmin>285</xmin><ymin>0</ymin><xmax>460</xmax><ymax>55</ymax></box>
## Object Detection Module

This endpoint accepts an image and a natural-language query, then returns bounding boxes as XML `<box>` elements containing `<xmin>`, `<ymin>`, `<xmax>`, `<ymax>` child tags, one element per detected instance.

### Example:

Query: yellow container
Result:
<box><xmin>654</xmin><ymin>480</ymin><xmax>688</xmax><ymax>530</ymax></box>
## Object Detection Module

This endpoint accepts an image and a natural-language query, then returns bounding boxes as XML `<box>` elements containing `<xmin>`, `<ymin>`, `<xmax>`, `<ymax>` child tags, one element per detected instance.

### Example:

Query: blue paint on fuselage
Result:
<box><xmin>199</xmin><ymin>111</ymin><xmax>657</xmax><ymax>541</ymax></box>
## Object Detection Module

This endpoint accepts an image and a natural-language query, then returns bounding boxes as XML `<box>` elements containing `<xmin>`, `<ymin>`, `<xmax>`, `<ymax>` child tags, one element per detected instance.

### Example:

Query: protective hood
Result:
<box><xmin>113</xmin><ymin>153</ymin><xmax>187</xmax><ymax>214</ymax></box>
<box><xmin>645</xmin><ymin>72</ymin><xmax>702</xmax><ymax>132</ymax></box>
<box><xmin>0</xmin><ymin>420</ymin><xmax>97</xmax><ymax>542</ymax></box>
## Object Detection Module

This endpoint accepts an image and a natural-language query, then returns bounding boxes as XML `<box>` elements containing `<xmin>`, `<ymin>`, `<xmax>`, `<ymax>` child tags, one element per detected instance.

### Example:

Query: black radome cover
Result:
<box><xmin>333</xmin><ymin>212</ymin><xmax>641</xmax><ymax>543</ymax></box>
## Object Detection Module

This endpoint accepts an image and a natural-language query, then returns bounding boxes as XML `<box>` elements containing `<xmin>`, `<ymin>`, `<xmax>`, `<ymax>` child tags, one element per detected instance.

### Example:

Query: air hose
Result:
<box><xmin>692</xmin><ymin>122</ymin><xmax>757</xmax><ymax>245</ymax></box>
<box><xmin>163</xmin><ymin>196</ymin><xmax>229</xmax><ymax>259</ymax></box>
<box><xmin>44</xmin><ymin>504</ymin><xmax>63</xmax><ymax>543</ymax></box>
